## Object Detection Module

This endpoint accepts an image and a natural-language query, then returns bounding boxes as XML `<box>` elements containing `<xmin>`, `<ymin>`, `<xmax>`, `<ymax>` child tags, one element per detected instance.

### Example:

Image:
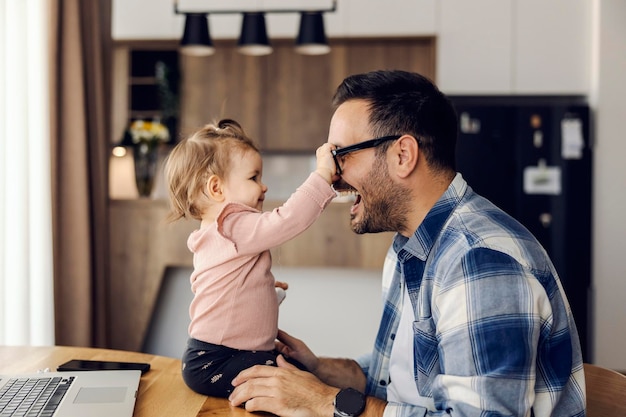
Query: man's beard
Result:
<box><xmin>351</xmin><ymin>156</ymin><xmax>409</xmax><ymax>235</ymax></box>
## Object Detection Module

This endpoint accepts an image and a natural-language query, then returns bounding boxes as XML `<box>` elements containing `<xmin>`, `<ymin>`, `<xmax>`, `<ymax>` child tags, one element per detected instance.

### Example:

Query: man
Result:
<box><xmin>228</xmin><ymin>70</ymin><xmax>586</xmax><ymax>417</ymax></box>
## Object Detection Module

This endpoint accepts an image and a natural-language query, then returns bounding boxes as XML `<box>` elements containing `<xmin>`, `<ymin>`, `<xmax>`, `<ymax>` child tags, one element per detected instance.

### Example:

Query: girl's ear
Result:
<box><xmin>206</xmin><ymin>174</ymin><xmax>225</xmax><ymax>202</ymax></box>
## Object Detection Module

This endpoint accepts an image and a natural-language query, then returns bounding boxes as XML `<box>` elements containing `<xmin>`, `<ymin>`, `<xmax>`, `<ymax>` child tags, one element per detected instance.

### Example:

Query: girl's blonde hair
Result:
<box><xmin>164</xmin><ymin>119</ymin><xmax>259</xmax><ymax>222</ymax></box>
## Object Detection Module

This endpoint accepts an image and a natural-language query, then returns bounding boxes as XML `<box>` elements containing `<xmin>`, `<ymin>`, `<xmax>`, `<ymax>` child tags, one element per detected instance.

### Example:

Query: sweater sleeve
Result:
<box><xmin>217</xmin><ymin>172</ymin><xmax>335</xmax><ymax>254</ymax></box>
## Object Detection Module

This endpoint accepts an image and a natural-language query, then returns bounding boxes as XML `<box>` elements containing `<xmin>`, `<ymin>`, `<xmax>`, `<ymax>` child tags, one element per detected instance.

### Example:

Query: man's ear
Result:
<box><xmin>206</xmin><ymin>174</ymin><xmax>225</xmax><ymax>202</ymax></box>
<box><xmin>394</xmin><ymin>135</ymin><xmax>419</xmax><ymax>178</ymax></box>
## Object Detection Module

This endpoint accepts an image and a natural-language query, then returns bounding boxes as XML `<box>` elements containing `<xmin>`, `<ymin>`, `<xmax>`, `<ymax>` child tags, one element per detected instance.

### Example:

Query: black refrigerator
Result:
<box><xmin>449</xmin><ymin>96</ymin><xmax>592</xmax><ymax>361</ymax></box>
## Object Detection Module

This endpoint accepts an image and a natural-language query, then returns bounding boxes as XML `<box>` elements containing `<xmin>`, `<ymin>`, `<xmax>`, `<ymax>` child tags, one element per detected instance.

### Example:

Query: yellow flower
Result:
<box><xmin>129</xmin><ymin>119</ymin><xmax>170</xmax><ymax>144</ymax></box>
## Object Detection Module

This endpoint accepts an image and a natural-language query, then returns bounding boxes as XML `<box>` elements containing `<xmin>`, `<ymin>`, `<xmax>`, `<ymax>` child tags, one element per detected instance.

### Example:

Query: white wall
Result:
<box><xmin>589</xmin><ymin>0</ymin><xmax>626</xmax><ymax>369</ymax></box>
<box><xmin>142</xmin><ymin>267</ymin><xmax>382</xmax><ymax>359</ymax></box>
<box><xmin>275</xmin><ymin>267</ymin><xmax>382</xmax><ymax>359</ymax></box>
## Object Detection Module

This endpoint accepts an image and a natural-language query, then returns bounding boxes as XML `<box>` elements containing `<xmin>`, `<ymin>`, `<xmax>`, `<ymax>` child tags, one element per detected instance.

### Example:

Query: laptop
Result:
<box><xmin>0</xmin><ymin>369</ymin><xmax>141</xmax><ymax>417</ymax></box>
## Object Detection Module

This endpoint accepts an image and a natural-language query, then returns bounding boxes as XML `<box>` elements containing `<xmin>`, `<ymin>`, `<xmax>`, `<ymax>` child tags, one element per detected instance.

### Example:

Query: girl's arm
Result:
<box><xmin>219</xmin><ymin>144</ymin><xmax>337</xmax><ymax>252</ymax></box>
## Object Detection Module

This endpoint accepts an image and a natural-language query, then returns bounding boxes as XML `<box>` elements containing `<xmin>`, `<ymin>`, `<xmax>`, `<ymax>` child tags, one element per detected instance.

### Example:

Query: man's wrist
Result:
<box><xmin>333</xmin><ymin>388</ymin><xmax>366</xmax><ymax>417</ymax></box>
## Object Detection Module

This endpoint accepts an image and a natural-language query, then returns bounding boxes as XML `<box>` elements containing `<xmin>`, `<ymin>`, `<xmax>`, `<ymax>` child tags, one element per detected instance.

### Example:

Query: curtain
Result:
<box><xmin>51</xmin><ymin>0</ymin><xmax>111</xmax><ymax>347</ymax></box>
<box><xmin>0</xmin><ymin>0</ymin><xmax>55</xmax><ymax>345</ymax></box>
<box><xmin>0</xmin><ymin>0</ymin><xmax>111</xmax><ymax>347</ymax></box>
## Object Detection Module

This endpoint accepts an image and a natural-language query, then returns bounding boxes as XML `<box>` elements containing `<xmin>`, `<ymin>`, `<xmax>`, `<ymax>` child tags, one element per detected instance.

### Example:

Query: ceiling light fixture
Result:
<box><xmin>173</xmin><ymin>1</ymin><xmax>337</xmax><ymax>56</ymax></box>
<box><xmin>180</xmin><ymin>13</ymin><xmax>215</xmax><ymax>56</ymax></box>
<box><xmin>238</xmin><ymin>12</ymin><xmax>272</xmax><ymax>56</ymax></box>
<box><xmin>295</xmin><ymin>11</ymin><xmax>330</xmax><ymax>55</ymax></box>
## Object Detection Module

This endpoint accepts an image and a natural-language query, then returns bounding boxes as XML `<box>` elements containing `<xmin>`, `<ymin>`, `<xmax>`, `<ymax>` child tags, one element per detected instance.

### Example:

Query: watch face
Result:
<box><xmin>335</xmin><ymin>388</ymin><xmax>366</xmax><ymax>416</ymax></box>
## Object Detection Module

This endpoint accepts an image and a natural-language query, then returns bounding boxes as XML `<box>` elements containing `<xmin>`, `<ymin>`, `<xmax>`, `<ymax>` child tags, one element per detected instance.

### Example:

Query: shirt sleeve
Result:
<box><xmin>355</xmin><ymin>353</ymin><xmax>372</xmax><ymax>376</ymax></box>
<box><xmin>217</xmin><ymin>172</ymin><xmax>335</xmax><ymax>254</ymax></box>
<box><xmin>382</xmin><ymin>402</ymin><xmax>427</xmax><ymax>417</ymax></box>
<box><xmin>356</xmin><ymin>353</ymin><xmax>429</xmax><ymax>417</ymax></box>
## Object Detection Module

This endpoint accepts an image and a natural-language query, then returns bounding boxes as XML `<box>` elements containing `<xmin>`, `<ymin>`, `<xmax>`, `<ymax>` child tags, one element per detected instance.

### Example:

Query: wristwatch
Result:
<box><xmin>334</xmin><ymin>388</ymin><xmax>366</xmax><ymax>417</ymax></box>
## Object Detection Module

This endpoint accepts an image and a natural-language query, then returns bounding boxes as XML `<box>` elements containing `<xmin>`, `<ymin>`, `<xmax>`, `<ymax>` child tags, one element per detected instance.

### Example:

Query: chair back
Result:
<box><xmin>142</xmin><ymin>267</ymin><xmax>193</xmax><ymax>358</ymax></box>
<box><xmin>584</xmin><ymin>362</ymin><xmax>626</xmax><ymax>416</ymax></box>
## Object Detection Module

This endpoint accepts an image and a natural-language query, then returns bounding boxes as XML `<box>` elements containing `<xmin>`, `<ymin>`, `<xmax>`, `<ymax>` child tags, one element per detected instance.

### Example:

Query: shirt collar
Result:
<box><xmin>393</xmin><ymin>173</ymin><xmax>468</xmax><ymax>261</ymax></box>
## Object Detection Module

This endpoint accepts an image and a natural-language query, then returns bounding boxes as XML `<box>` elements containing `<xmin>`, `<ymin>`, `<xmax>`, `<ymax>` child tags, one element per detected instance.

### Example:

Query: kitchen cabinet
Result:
<box><xmin>436</xmin><ymin>0</ymin><xmax>592</xmax><ymax>95</ymax></box>
<box><xmin>151</xmin><ymin>37</ymin><xmax>434</xmax><ymax>151</ymax></box>
<box><xmin>112</xmin><ymin>0</ymin><xmax>436</xmax><ymax>40</ymax></box>
<box><xmin>514</xmin><ymin>0</ymin><xmax>591</xmax><ymax>94</ymax></box>
<box><xmin>436</xmin><ymin>0</ymin><xmax>513</xmax><ymax>94</ymax></box>
<box><xmin>112</xmin><ymin>0</ymin><xmax>184</xmax><ymax>40</ymax></box>
<box><xmin>113</xmin><ymin>0</ymin><xmax>591</xmax><ymax>95</ymax></box>
<box><xmin>340</xmin><ymin>0</ymin><xmax>436</xmax><ymax>37</ymax></box>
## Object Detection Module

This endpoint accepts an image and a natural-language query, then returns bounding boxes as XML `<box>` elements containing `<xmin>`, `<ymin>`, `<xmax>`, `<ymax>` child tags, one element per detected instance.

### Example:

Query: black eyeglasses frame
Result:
<box><xmin>331</xmin><ymin>135</ymin><xmax>401</xmax><ymax>175</ymax></box>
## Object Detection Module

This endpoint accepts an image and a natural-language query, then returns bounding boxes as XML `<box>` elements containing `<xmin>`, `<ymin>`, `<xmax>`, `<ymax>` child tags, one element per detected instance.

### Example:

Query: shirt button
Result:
<box><xmin>379</xmin><ymin>380</ymin><xmax>387</xmax><ymax>386</ymax></box>
<box><xmin>390</xmin><ymin>334</ymin><xmax>396</xmax><ymax>340</ymax></box>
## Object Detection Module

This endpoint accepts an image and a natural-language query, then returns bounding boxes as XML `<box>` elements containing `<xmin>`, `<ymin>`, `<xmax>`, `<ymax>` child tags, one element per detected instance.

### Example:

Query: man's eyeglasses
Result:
<box><xmin>331</xmin><ymin>135</ymin><xmax>401</xmax><ymax>175</ymax></box>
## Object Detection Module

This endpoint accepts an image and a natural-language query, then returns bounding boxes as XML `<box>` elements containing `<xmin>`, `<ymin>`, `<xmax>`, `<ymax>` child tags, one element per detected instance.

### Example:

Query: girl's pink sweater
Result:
<box><xmin>187</xmin><ymin>172</ymin><xmax>336</xmax><ymax>351</ymax></box>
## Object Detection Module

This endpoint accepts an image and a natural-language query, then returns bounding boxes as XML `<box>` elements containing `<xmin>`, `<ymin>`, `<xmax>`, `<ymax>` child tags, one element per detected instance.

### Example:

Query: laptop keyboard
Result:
<box><xmin>0</xmin><ymin>376</ymin><xmax>75</xmax><ymax>417</ymax></box>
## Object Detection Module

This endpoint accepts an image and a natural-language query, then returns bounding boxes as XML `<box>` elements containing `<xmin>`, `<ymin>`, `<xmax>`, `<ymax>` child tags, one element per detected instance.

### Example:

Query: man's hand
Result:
<box><xmin>275</xmin><ymin>330</ymin><xmax>368</xmax><ymax>392</ymax></box>
<box><xmin>229</xmin><ymin>355</ymin><xmax>339</xmax><ymax>417</ymax></box>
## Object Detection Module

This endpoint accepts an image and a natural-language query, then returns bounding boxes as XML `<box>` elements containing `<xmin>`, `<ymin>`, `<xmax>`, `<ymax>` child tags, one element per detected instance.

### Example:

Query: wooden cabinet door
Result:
<box><xmin>179</xmin><ymin>37</ymin><xmax>435</xmax><ymax>151</ymax></box>
<box><xmin>179</xmin><ymin>47</ymin><xmax>266</xmax><ymax>141</ymax></box>
<box><xmin>514</xmin><ymin>0</ymin><xmax>591</xmax><ymax>94</ymax></box>
<box><xmin>437</xmin><ymin>0</ymin><xmax>513</xmax><ymax>94</ymax></box>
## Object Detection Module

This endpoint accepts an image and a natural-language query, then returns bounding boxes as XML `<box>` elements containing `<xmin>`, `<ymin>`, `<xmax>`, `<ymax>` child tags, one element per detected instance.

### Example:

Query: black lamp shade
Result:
<box><xmin>295</xmin><ymin>12</ymin><xmax>330</xmax><ymax>55</ymax></box>
<box><xmin>238</xmin><ymin>12</ymin><xmax>272</xmax><ymax>56</ymax></box>
<box><xmin>181</xmin><ymin>13</ymin><xmax>215</xmax><ymax>56</ymax></box>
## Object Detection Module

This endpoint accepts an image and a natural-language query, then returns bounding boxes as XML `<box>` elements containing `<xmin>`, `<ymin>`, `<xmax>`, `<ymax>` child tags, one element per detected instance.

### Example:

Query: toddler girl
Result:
<box><xmin>164</xmin><ymin>119</ymin><xmax>336</xmax><ymax>397</ymax></box>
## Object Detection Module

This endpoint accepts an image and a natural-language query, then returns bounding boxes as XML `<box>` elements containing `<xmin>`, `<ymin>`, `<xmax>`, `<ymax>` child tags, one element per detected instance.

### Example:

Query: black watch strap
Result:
<box><xmin>334</xmin><ymin>388</ymin><xmax>366</xmax><ymax>417</ymax></box>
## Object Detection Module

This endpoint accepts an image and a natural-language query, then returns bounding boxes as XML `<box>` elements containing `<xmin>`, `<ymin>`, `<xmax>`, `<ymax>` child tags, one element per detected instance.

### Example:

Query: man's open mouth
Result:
<box><xmin>332</xmin><ymin>182</ymin><xmax>362</xmax><ymax>214</ymax></box>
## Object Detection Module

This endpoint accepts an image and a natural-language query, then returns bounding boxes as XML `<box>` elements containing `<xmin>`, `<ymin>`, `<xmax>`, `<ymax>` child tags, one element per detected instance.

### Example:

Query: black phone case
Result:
<box><xmin>56</xmin><ymin>359</ymin><xmax>151</xmax><ymax>374</ymax></box>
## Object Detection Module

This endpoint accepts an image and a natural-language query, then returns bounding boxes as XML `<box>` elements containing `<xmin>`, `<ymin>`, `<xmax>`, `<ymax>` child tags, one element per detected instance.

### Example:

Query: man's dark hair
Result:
<box><xmin>332</xmin><ymin>70</ymin><xmax>458</xmax><ymax>172</ymax></box>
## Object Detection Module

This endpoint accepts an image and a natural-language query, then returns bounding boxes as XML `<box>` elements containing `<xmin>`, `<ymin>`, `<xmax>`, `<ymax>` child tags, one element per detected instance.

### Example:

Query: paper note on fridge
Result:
<box><xmin>561</xmin><ymin>117</ymin><xmax>584</xmax><ymax>159</ymax></box>
<box><xmin>523</xmin><ymin>164</ymin><xmax>562</xmax><ymax>195</ymax></box>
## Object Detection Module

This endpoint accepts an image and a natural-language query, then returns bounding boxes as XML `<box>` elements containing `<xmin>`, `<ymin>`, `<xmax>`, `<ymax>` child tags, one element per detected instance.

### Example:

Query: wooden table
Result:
<box><xmin>0</xmin><ymin>345</ymin><xmax>253</xmax><ymax>417</ymax></box>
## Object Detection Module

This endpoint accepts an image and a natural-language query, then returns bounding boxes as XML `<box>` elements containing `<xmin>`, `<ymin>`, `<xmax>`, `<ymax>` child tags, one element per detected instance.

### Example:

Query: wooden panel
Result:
<box><xmin>265</xmin><ymin>201</ymin><xmax>394</xmax><ymax>269</ymax></box>
<box><xmin>264</xmin><ymin>49</ymin><xmax>336</xmax><ymax>151</ymax></box>
<box><xmin>179</xmin><ymin>48</ymin><xmax>266</xmax><ymax>140</ymax></box>
<box><xmin>341</xmin><ymin>38</ymin><xmax>436</xmax><ymax>79</ymax></box>
<box><xmin>177</xmin><ymin>37</ymin><xmax>435</xmax><ymax>151</ymax></box>
<box><xmin>111</xmin><ymin>46</ymin><xmax>129</xmax><ymax>144</ymax></box>
<box><xmin>109</xmin><ymin>199</ymin><xmax>199</xmax><ymax>351</ymax></box>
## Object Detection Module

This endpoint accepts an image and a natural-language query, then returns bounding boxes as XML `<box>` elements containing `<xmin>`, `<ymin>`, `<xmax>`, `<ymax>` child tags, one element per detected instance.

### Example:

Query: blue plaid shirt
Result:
<box><xmin>357</xmin><ymin>174</ymin><xmax>585</xmax><ymax>417</ymax></box>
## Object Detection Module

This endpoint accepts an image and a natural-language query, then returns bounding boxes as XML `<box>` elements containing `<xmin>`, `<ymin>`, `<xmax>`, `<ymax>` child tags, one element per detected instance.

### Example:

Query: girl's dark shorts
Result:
<box><xmin>181</xmin><ymin>338</ymin><xmax>307</xmax><ymax>398</ymax></box>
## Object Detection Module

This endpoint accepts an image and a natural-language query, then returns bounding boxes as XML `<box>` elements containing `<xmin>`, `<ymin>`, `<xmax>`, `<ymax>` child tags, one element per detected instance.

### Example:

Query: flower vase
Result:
<box><xmin>133</xmin><ymin>142</ymin><xmax>158</xmax><ymax>198</ymax></box>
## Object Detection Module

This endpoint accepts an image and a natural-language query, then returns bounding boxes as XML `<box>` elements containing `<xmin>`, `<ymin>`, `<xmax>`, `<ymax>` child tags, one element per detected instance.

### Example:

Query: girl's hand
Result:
<box><xmin>275</xmin><ymin>281</ymin><xmax>288</xmax><ymax>305</ymax></box>
<box><xmin>275</xmin><ymin>280</ymin><xmax>289</xmax><ymax>290</ymax></box>
<box><xmin>315</xmin><ymin>143</ymin><xmax>338</xmax><ymax>184</ymax></box>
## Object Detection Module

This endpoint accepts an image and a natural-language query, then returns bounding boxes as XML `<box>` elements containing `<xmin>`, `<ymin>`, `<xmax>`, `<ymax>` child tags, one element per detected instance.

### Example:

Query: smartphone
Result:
<box><xmin>57</xmin><ymin>359</ymin><xmax>151</xmax><ymax>374</ymax></box>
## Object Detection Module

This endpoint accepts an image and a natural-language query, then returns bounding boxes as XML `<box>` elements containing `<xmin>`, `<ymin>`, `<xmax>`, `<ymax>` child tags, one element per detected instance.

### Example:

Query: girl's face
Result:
<box><xmin>222</xmin><ymin>149</ymin><xmax>267</xmax><ymax>210</ymax></box>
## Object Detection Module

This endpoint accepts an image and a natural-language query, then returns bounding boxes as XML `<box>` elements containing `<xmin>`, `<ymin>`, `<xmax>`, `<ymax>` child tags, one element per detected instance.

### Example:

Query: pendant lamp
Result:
<box><xmin>238</xmin><ymin>12</ymin><xmax>272</xmax><ymax>56</ymax></box>
<box><xmin>295</xmin><ymin>11</ymin><xmax>330</xmax><ymax>55</ymax></box>
<box><xmin>180</xmin><ymin>13</ymin><xmax>215</xmax><ymax>56</ymax></box>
